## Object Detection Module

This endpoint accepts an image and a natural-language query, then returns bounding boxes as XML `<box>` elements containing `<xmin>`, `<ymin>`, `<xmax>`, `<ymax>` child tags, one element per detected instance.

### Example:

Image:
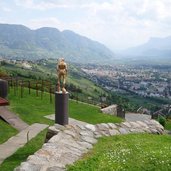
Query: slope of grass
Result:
<box><xmin>8</xmin><ymin>87</ymin><xmax>123</xmax><ymax>125</ymax></box>
<box><xmin>0</xmin><ymin>129</ymin><xmax>47</xmax><ymax>171</ymax></box>
<box><xmin>0</xmin><ymin>88</ymin><xmax>123</xmax><ymax>170</ymax></box>
<box><xmin>69</xmin><ymin>100</ymin><xmax>122</xmax><ymax>124</ymax></box>
<box><xmin>0</xmin><ymin>120</ymin><xmax>18</xmax><ymax>144</ymax></box>
<box><xmin>8</xmin><ymin>88</ymin><xmax>54</xmax><ymax>125</ymax></box>
<box><xmin>68</xmin><ymin>134</ymin><xmax>171</xmax><ymax>171</ymax></box>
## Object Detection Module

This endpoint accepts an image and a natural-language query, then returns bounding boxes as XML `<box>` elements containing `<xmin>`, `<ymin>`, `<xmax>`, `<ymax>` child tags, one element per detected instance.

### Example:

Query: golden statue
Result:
<box><xmin>57</xmin><ymin>58</ymin><xmax>67</xmax><ymax>93</ymax></box>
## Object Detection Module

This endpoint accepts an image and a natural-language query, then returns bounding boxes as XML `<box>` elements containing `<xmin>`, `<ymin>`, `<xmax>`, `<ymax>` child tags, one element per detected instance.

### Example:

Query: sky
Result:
<box><xmin>1</xmin><ymin>0</ymin><xmax>171</xmax><ymax>51</ymax></box>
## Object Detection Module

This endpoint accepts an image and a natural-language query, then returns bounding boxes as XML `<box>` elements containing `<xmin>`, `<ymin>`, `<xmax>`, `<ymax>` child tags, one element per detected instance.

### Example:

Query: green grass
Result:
<box><xmin>165</xmin><ymin>119</ymin><xmax>171</xmax><ymax>130</ymax></box>
<box><xmin>0</xmin><ymin>120</ymin><xmax>18</xmax><ymax>144</ymax></box>
<box><xmin>8</xmin><ymin>87</ymin><xmax>123</xmax><ymax>125</ymax></box>
<box><xmin>68</xmin><ymin>134</ymin><xmax>171</xmax><ymax>171</ymax></box>
<box><xmin>0</xmin><ymin>129</ymin><xmax>47</xmax><ymax>171</ymax></box>
<box><xmin>8</xmin><ymin>88</ymin><xmax>54</xmax><ymax>125</ymax></box>
<box><xmin>69</xmin><ymin>100</ymin><xmax>123</xmax><ymax>124</ymax></box>
<box><xmin>0</xmin><ymin>87</ymin><xmax>122</xmax><ymax>170</ymax></box>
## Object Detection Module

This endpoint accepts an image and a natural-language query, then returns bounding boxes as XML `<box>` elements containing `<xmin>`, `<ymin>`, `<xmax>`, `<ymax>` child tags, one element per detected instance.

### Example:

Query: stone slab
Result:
<box><xmin>0</xmin><ymin>123</ymin><xmax>48</xmax><ymax>165</ymax></box>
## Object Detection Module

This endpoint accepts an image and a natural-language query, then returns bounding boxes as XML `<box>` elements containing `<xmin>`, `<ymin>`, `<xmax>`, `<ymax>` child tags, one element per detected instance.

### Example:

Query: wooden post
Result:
<box><xmin>28</xmin><ymin>81</ymin><xmax>31</xmax><ymax>94</ymax></box>
<box><xmin>21</xmin><ymin>80</ymin><xmax>23</xmax><ymax>98</ymax></box>
<box><xmin>36</xmin><ymin>82</ymin><xmax>38</xmax><ymax>96</ymax></box>
<box><xmin>49</xmin><ymin>84</ymin><xmax>52</xmax><ymax>103</ymax></box>
<box><xmin>14</xmin><ymin>82</ymin><xmax>16</xmax><ymax>96</ymax></box>
<box><xmin>41</xmin><ymin>80</ymin><xmax>44</xmax><ymax>100</ymax></box>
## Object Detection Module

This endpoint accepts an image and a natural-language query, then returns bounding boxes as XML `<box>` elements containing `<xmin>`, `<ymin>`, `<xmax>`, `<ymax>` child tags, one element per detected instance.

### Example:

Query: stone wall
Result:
<box><xmin>15</xmin><ymin>120</ymin><xmax>164</xmax><ymax>171</ymax></box>
<box><xmin>101</xmin><ymin>104</ymin><xmax>118</xmax><ymax>116</ymax></box>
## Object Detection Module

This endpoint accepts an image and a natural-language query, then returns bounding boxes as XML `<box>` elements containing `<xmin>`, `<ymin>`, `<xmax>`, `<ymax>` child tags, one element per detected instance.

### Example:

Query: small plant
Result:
<box><xmin>158</xmin><ymin>115</ymin><xmax>166</xmax><ymax>127</ymax></box>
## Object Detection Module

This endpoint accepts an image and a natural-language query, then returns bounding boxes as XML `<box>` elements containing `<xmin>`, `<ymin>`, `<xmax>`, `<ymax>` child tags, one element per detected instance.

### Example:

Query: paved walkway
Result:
<box><xmin>45</xmin><ymin>113</ymin><xmax>151</xmax><ymax>124</ymax></box>
<box><xmin>125</xmin><ymin>113</ymin><xmax>151</xmax><ymax>122</ymax></box>
<box><xmin>0</xmin><ymin>123</ymin><xmax>48</xmax><ymax>165</ymax></box>
<box><xmin>0</xmin><ymin>106</ymin><xmax>29</xmax><ymax>131</ymax></box>
<box><xmin>45</xmin><ymin>114</ymin><xmax>87</xmax><ymax>126</ymax></box>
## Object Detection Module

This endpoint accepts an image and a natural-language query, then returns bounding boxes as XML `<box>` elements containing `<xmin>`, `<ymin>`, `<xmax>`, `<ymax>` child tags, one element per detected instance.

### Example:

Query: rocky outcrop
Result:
<box><xmin>15</xmin><ymin>120</ymin><xmax>164</xmax><ymax>171</ymax></box>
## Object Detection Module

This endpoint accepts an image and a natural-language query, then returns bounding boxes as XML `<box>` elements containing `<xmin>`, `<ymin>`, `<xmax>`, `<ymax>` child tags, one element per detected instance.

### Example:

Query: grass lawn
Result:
<box><xmin>0</xmin><ymin>120</ymin><xmax>18</xmax><ymax>144</ymax></box>
<box><xmin>8</xmin><ymin>88</ymin><xmax>55</xmax><ymax>125</ymax></box>
<box><xmin>0</xmin><ymin>88</ymin><xmax>122</xmax><ymax>169</ymax></box>
<box><xmin>68</xmin><ymin>134</ymin><xmax>171</xmax><ymax>171</ymax></box>
<box><xmin>69</xmin><ymin>100</ymin><xmax>123</xmax><ymax>124</ymax></box>
<box><xmin>0</xmin><ymin>129</ymin><xmax>47</xmax><ymax>171</ymax></box>
<box><xmin>8</xmin><ymin>87</ymin><xmax>123</xmax><ymax>125</ymax></box>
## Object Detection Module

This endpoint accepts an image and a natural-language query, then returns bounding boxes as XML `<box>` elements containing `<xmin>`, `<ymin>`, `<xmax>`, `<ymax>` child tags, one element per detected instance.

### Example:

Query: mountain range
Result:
<box><xmin>0</xmin><ymin>24</ymin><xmax>115</xmax><ymax>63</ymax></box>
<box><xmin>121</xmin><ymin>36</ymin><xmax>171</xmax><ymax>59</ymax></box>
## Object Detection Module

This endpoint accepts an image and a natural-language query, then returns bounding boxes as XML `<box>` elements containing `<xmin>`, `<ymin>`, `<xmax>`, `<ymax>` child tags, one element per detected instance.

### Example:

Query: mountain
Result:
<box><xmin>0</xmin><ymin>24</ymin><xmax>115</xmax><ymax>63</ymax></box>
<box><xmin>121</xmin><ymin>36</ymin><xmax>171</xmax><ymax>58</ymax></box>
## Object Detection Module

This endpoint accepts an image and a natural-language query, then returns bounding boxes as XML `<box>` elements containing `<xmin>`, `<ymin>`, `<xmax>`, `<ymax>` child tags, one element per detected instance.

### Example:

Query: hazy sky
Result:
<box><xmin>1</xmin><ymin>0</ymin><xmax>171</xmax><ymax>50</ymax></box>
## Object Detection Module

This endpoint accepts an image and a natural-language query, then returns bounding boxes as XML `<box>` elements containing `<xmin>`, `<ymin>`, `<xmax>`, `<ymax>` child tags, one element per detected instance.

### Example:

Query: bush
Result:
<box><xmin>158</xmin><ymin>115</ymin><xmax>166</xmax><ymax>127</ymax></box>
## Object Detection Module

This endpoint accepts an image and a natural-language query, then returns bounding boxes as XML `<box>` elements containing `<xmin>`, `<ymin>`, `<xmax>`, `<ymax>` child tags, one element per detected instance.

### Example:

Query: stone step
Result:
<box><xmin>0</xmin><ymin>123</ymin><xmax>48</xmax><ymax>165</ymax></box>
<box><xmin>0</xmin><ymin>106</ymin><xmax>29</xmax><ymax>131</ymax></box>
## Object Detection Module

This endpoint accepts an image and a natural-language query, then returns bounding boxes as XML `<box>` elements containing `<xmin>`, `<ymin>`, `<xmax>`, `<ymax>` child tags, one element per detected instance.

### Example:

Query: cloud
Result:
<box><xmin>28</xmin><ymin>17</ymin><xmax>62</xmax><ymax>29</ymax></box>
<box><xmin>9</xmin><ymin>0</ymin><xmax>171</xmax><ymax>49</ymax></box>
<box><xmin>15</xmin><ymin>0</ymin><xmax>77</xmax><ymax>10</ymax></box>
<box><xmin>2</xmin><ymin>7</ymin><xmax>12</xmax><ymax>12</ymax></box>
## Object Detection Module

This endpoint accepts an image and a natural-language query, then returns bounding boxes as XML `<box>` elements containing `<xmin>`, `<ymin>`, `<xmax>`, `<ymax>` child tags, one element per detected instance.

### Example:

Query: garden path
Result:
<box><xmin>0</xmin><ymin>123</ymin><xmax>48</xmax><ymax>165</ymax></box>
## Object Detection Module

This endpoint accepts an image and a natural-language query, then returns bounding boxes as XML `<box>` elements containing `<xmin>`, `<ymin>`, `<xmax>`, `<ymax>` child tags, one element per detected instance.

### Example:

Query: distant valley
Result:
<box><xmin>120</xmin><ymin>36</ymin><xmax>171</xmax><ymax>63</ymax></box>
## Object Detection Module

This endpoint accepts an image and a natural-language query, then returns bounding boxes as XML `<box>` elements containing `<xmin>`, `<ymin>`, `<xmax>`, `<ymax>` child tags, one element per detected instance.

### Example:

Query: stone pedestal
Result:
<box><xmin>55</xmin><ymin>91</ymin><xmax>69</xmax><ymax>125</ymax></box>
<box><xmin>0</xmin><ymin>79</ymin><xmax>8</xmax><ymax>98</ymax></box>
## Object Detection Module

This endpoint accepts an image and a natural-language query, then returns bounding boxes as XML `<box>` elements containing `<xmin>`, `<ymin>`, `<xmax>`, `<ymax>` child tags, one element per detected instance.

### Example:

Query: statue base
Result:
<box><xmin>55</xmin><ymin>91</ymin><xmax>69</xmax><ymax>125</ymax></box>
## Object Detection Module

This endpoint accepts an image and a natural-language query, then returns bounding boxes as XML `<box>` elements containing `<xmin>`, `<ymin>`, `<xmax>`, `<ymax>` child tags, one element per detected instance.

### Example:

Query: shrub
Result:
<box><xmin>158</xmin><ymin>115</ymin><xmax>166</xmax><ymax>127</ymax></box>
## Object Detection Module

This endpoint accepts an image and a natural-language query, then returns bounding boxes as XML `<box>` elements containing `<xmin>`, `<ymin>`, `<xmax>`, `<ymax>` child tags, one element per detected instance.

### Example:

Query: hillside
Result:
<box><xmin>121</xmin><ymin>36</ymin><xmax>171</xmax><ymax>60</ymax></box>
<box><xmin>0</xmin><ymin>24</ymin><xmax>115</xmax><ymax>63</ymax></box>
<box><xmin>0</xmin><ymin>59</ymin><xmax>107</xmax><ymax>104</ymax></box>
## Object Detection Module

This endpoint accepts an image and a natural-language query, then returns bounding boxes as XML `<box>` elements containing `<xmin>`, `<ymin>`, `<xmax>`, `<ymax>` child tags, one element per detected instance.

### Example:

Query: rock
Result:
<box><xmin>107</xmin><ymin>123</ymin><xmax>117</xmax><ymax>129</ymax></box>
<box><xmin>149</xmin><ymin>128</ymin><xmax>159</xmax><ymax>134</ymax></box>
<box><xmin>49</xmin><ymin>132</ymin><xmax>72</xmax><ymax>143</ymax></box>
<box><xmin>96</xmin><ymin>123</ymin><xmax>109</xmax><ymax>131</ymax></box>
<box><xmin>109</xmin><ymin>129</ymin><xmax>120</xmax><ymax>136</ymax></box>
<box><xmin>129</xmin><ymin>122</ymin><xmax>141</xmax><ymax>128</ymax></box>
<box><xmin>94</xmin><ymin>131</ymin><xmax>103</xmax><ymax>138</ymax></box>
<box><xmin>14</xmin><ymin>162</ymin><xmax>42</xmax><ymax>171</ymax></box>
<box><xmin>81</xmin><ymin>136</ymin><xmax>97</xmax><ymax>144</ymax></box>
<box><xmin>76</xmin><ymin>124</ymin><xmax>86</xmax><ymax>130</ymax></box>
<box><xmin>60</xmin><ymin>139</ymin><xmax>87</xmax><ymax>153</ymax></box>
<box><xmin>85</xmin><ymin>124</ymin><xmax>96</xmax><ymax>132</ymax></box>
<box><xmin>119</xmin><ymin>128</ymin><xmax>129</xmax><ymax>134</ymax></box>
<box><xmin>100</xmin><ymin>130</ymin><xmax>110</xmax><ymax>136</ymax></box>
<box><xmin>150</xmin><ymin>120</ymin><xmax>160</xmax><ymax>125</ymax></box>
<box><xmin>54</xmin><ymin>124</ymin><xmax>66</xmax><ymax>131</ymax></box>
<box><xmin>45</xmin><ymin>126</ymin><xmax>62</xmax><ymax>142</ymax></box>
<box><xmin>80</xmin><ymin>131</ymin><xmax>94</xmax><ymax>137</ymax></box>
<box><xmin>46</xmin><ymin>166</ymin><xmax>65</xmax><ymax>171</ymax></box>
<box><xmin>76</xmin><ymin>141</ymin><xmax>93</xmax><ymax>149</ymax></box>
<box><xmin>136</xmin><ymin>121</ymin><xmax>148</xmax><ymax>128</ymax></box>
<box><xmin>121</xmin><ymin>122</ymin><xmax>132</xmax><ymax>128</ymax></box>
<box><xmin>63</xmin><ymin>130</ymin><xmax>78</xmax><ymax>138</ymax></box>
